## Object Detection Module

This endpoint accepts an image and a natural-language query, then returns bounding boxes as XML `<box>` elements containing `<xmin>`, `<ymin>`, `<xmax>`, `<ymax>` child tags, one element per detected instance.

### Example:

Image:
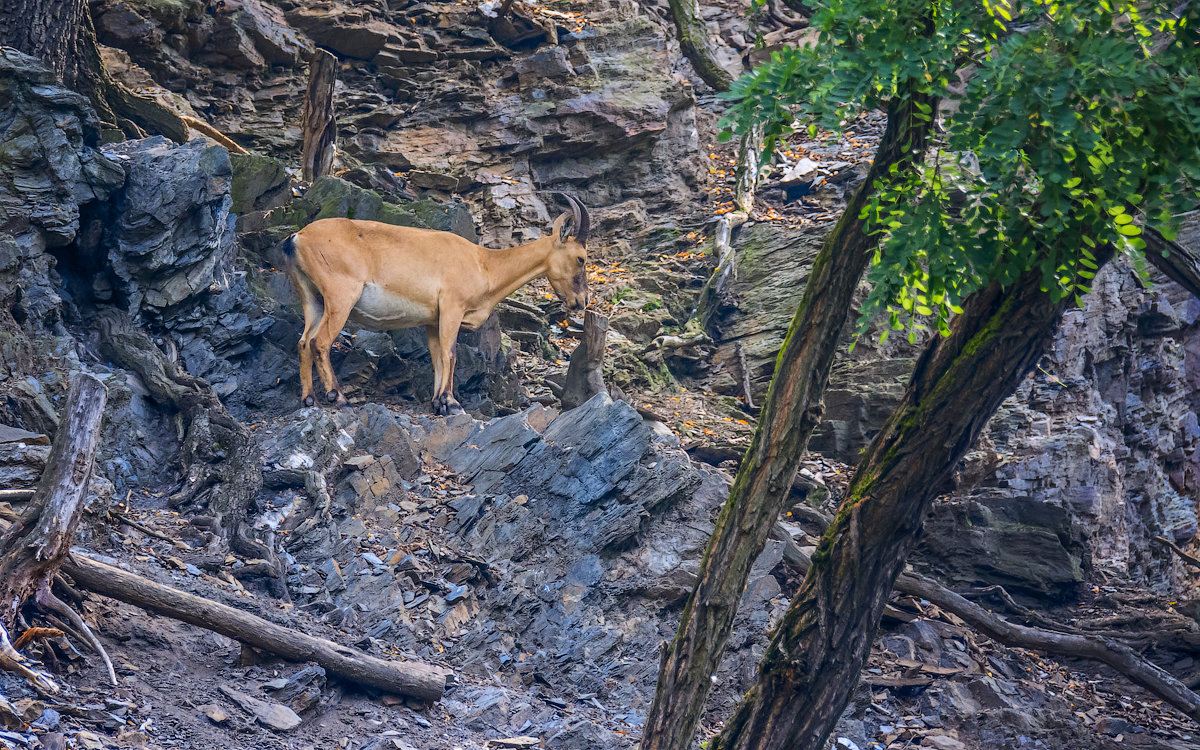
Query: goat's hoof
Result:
<box><xmin>445</xmin><ymin>400</ymin><xmax>464</xmax><ymax>416</ymax></box>
<box><xmin>326</xmin><ymin>389</ymin><xmax>341</xmax><ymax>404</ymax></box>
<box><xmin>303</xmin><ymin>394</ymin><xmax>315</xmax><ymax>407</ymax></box>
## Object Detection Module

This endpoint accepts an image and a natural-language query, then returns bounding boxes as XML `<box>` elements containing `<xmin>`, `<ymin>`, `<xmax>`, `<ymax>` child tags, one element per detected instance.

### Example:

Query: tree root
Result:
<box><xmin>0</xmin><ymin>621</ymin><xmax>59</xmax><ymax>694</ymax></box>
<box><xmin>37</xmin><ymin>581</ymin><xmax>116</xmax><ymax>687</ymax></box>
<box><xmin>95</xmin><ymin>310</ymin><xmax>284</xmax><ymax>594</ymax></box>
<box><xmin>1153</xmin><ymin>535</ymin><xmax>1200</xmax><ymax>572</ymax></box>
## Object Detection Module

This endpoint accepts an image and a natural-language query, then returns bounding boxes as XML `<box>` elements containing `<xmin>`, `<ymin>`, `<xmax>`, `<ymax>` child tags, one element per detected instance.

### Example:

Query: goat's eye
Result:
<box><xmin>577</xmin><ymin>257</ymin><xmax>586</xmax><ymax>265</ymax></box>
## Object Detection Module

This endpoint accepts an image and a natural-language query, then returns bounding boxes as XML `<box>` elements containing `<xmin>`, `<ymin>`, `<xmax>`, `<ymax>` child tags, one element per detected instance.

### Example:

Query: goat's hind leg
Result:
<box><xmin>425</xmin><ymin>325</ymin><xmax>446</xmax><ymax>415</ymax></box>
<box><xmin>292</xmin><ymin>270</ymin><xmax>324</xmax><ymax>407</ymax></box>
<box><xmin>311</xmin><ymin>285</ymin><xmax>359</xmax><ymax>408</ymax></box>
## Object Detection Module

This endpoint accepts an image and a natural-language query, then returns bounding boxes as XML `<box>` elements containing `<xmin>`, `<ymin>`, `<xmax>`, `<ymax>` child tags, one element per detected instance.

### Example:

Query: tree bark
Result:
<box><xmin>64</xmin><ymin>555</ymin><xmax>450</xmax><ymax>701</ymax></box>
<box><xmin>639</xmin><ymin>90</ymin><xmax>938</xmax><ymax>750</ymax></box>
<box><xmin>0</xmin><ymin>0</ymin><xmax>87</xmax><ymax>92</ymax></box>
<box><xmin>561</xmin><ymin>310</ymin><xmax>609</xmax><ymax>410</ymax></box>
<box><xmin>0</xmin><ymin>372</ymin><xmax>107</xmax><ymax>630</ymax></box>
<box><xmin>667</xmin><ymin>0</ymin><xmax>735</xmax><ymax>91</ymax></box>
<box><xmin>301</xmin><ymin>49</ymin><xmax>338</xmax><ymax>182</ymax></box>
<box><xmin>707</xmin><ymin>248</ymin><xmax>1115</xmax><ymax>750</ymax></box>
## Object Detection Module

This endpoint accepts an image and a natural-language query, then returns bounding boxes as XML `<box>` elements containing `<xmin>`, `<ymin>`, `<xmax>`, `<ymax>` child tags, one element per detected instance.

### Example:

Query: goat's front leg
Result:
<box><xmin>432</xmin><ymin>309</ymin><xmax>464</xmax><ymax>416</ymax></box>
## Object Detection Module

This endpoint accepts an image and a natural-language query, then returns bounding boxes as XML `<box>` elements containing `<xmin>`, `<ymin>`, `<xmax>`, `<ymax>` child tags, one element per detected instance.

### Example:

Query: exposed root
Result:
<box><xmin>181</xmin><ymin>114</ymin><xmax>249</xmax><ymax>154</ymax></box>
<box><xmin>37</xmin><ymin>581</ymin><xmax>117</xmax><ymax>687</ymax></box>
<box><xmin>0</xmin><ymin>621</ymin><xmax>59</xmax><ymax>693</ymax></box>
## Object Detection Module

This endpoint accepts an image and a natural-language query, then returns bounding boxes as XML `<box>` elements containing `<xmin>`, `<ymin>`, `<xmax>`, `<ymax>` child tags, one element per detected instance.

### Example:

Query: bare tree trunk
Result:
<box><xmin>707</xmin><ymin>248</ymin><xmax>1115</xmax><ymax>750</ymax></box>
<box><xmin>0</xmin><ymin>372</ymin><xmax>107</xmax><ymax>630</ymax></box>
<box><xmin>667</xmin><ymin>0</ymin><xmax>735</xmax><ymax>91</ymax></box>
<box><xmin>639</xmin><ymin>89</ymin><xmax>938</xmax><ymax>750</ymax></box>
<box><xmin>301</xmin><ymin>49</ymin><xmax>338</xmax><ymax>181</ymax></box>
<box><xmin>561</xmin><ymin>310</ymin><xmax>609</xmax><ymax>410</ymax></box>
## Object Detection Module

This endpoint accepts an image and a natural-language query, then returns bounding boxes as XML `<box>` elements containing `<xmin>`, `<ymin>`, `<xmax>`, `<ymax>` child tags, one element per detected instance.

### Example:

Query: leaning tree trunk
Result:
<box><xmin>707</xmin><ymin>248</ymin><xmax>1116</xmax><ymax>750</ymax></box>
<box><xmin>638</xmin><ymin>88</ymin><xmax>938</xmax><ymax>750</ymax></box>
<box><xmin>95</xmin><ymin>310</ymin><xmax>280</xmax><ymax>592</ymax></box>
<box><xmin>0</xmin><ymin>372</ymin><xmax>107</xmax><ymax>630</ymax></box>
<box><xmin>667</xmin><ymin>0</ymin><xmax>735</xmax><ymax>91</ymax></box>
<box><xmin>301</xmin><ymin>48</ymin><xmax>338</xmax><ymax>181</ymax></box>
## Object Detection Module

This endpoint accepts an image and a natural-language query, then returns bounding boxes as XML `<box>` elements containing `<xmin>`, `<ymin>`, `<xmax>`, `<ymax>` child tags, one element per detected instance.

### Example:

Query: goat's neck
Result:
<box><xmin>478</xmin><ymin>237</ymin><xmax>553</xmax><ymax>309</ymax></box>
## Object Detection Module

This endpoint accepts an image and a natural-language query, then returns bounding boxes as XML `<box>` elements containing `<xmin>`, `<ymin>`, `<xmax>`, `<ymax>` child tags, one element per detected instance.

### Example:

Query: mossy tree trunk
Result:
<box><xmin>638</xmin><ymin>88</ymin><xmax>938</xmax><ymax>750</ymax></box>
<box><xmin>707</xmin><ymin>248</ymin><xmax>1115</xmax><ymax>750</ymax></box>
<box><xmin>667</xmin><ymin>0</ymin><xmax>735</xmax><ymax>91</ymax></box>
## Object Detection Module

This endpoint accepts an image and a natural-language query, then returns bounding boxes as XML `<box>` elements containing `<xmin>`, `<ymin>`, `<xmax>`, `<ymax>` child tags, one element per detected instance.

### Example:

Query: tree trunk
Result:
<box><xmin>667</xmin><ymin>0</ymin><xmax>735</xmax><ymax>91</ymax></box>
<box><xmin>301</xmin><ymin>49</ymin><xmax>338</xmax><ymax>182</ymax></box>
<box><xmin>561</xmin><ymin>310</ymin><xmax>609</xmax><ymax>410</ymax></box>
<box><xmin>638</xmin><ymin>89</ymin><xmax>938</xmax><ymax>750</ymax></box>
<box><xmin>0</xmin><ymin>372</ymin><xmax>107</xmax><ymax>630</ymax></box>
<box><xmin>733</xmin><ymin>121</ymin><xmax>764</xmax><ymax>214</ymax></box>
<box><xmin>707</xmin><ymin>248</ymin><xmax>1115</xmax><ymax>750</ymax></box>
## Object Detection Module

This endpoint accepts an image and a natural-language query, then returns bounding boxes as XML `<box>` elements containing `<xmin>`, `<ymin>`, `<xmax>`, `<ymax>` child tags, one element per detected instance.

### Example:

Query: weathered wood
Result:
<box><xmin>899</xmin><ymin>571</ymin><xmax>1200</xmax><ymax>724</ymax></box>
<box><xmin>0</xmin><ymin>620</ymin><xmax>58</xmax><ymax>692</ymax></box>
<box><xmin>181</xmin><ymin>114</ymin><xmax>249</xmax><ymax>155</ymax></box>
<box><xmin>775</xmin><ymin>519</ymin><xmax>1200</xmax><ymax>724</ymax></box>
<box><xmin>707</xmin><ymin>246</ymin><xmax>1116</xmax><ymax>750</ymax></box>
<box><xmin>0</xmin><ymin>425</ymin><xmax>48</xmax><ymax>445</ymax></box>
<box><xmin>0</xmin><ymin>372</ymin><xmax>107</xmax><ymax>630</ymax></box>
<box><xmin>639</xmin><ymin>89</ymin><xmax>938</xmax><ymax>750</ymax></box>
<box><xmin>300</xmin><ymin>49</ymin><xmax>337</xmax><ymax>181</ymax></box>
<box><xmin>64</xmin><ymin>555</ymin><xmax>450</xmax><ymax>701</ymax></box>
<box><xmin>560</xmin><ymin>310</ymin><xmax>609</xmax><ymax>410</ymax></box>
<box><xmin>0</xmin><ymin>489</ymin><xmax>36</xmax><ymax>502</ymax></box>
<box><xmin>733</xmin><ymin>121</ymin><xmax>764</xmax><ymax>214</ymax></box>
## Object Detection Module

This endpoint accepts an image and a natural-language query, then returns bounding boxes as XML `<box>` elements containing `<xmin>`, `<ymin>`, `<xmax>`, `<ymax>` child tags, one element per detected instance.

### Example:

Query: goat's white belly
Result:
<box><xmin>349</xmin><ymin>283</ymin><xmax>436</xmax><ymax>330</ymax></box>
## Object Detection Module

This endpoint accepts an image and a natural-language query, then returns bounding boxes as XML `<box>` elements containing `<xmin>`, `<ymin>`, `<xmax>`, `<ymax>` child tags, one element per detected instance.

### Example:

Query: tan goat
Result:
<box><xmin>282</xmin><ymin>195</ymin><xmax>590</xmax><ymax>414</ymax></box>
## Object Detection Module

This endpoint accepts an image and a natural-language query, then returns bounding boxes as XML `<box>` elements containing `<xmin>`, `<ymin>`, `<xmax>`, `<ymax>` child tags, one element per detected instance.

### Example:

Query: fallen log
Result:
<box><xmin>63</xmin><ymin>555</ymin><xmax>449</xmax><ymax>702</ymax></box>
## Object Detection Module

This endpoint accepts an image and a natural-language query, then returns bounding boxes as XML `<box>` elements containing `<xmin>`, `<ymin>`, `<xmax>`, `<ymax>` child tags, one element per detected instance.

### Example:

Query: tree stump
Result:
<box><xmin>301</xmin><ymin>49</ymin><xmax>337</xmax><ymax>181</ymax></box>
<box><xmin>560</xmin><ymin>310</ymin><xmax>609</xmax><ymax>410</ymax></box>
<box><xmin>0</xmin><ymin>371</ymin><xmax>107</xmax><ymax>630</ymax></box>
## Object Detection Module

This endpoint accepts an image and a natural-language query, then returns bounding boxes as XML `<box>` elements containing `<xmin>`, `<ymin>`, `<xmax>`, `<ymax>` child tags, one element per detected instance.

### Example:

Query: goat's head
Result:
<box><xmin>546</xmin><ymin>193</ymin><xmax>590</xmax><ymax>312</ymax></box>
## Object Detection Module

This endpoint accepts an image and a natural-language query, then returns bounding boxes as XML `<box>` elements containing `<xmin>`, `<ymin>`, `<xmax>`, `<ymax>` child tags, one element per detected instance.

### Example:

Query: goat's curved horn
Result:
<box><xmin>565</xmin><ymin>194</ymin><xmax>590</xmax><ymax>245</ymax></box>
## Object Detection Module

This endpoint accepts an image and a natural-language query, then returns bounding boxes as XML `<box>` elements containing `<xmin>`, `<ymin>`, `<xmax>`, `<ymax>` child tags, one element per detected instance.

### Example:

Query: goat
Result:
<box><xmin>282</xmin><ymin>194</ymin><xmax>590</xmax><ymax>415</ymax></box>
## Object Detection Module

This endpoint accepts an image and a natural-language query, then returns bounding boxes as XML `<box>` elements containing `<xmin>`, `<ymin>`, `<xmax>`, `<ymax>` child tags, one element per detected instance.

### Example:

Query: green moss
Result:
<box><xmin>230</xmin><ymin>154</ymin><xmax>288</xmax><ymax>215</ymax></box>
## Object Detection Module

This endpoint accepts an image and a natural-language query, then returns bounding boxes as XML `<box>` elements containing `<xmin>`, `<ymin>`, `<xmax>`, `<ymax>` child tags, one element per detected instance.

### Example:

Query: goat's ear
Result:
<box><xmin>551</xmin><ymin>212</ymin><xmax>572</xmax><ymax>244</ymax></box>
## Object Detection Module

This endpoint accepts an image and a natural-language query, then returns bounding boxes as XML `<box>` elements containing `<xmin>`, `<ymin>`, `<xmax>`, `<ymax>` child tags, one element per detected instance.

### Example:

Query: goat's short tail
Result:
<box><xmin>272</xmin><ymin>233</ymin><xmax>298</xmax><ymax>272</ymax></box>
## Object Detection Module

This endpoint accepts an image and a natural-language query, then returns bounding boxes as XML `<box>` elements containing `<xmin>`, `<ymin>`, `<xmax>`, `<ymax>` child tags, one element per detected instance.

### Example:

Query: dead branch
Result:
<box><xmin>1153</xmin><ymin>535</ymin><xmax>1200</xmax><ymax>572</ymax></box>
<box><xmin>734</xmin><ymin>121</ymin><xmax>764</xmax><ymax>214</ymax></box>
<box><xmin>736</xmin><ymin>342</ymin><xmax>755</xmax><ymax>410</ymax></box>
<box><xmin>0</xmin><ymin>372</ymin><xmax>107</xmax><ymax>629</ymax></box>
<box><xmin>180</xmin><ymin>114</ymin><xmax>249</xmax><ymax>155</ymax></box>
<box><xmin>301</xmin><ymin>49</ymin><xmax>337</xmax><ymax>181</ymax></box>
<box><xmin>766</xmin><ymin>0</ymin><xmax>808</xmax><ymax>28</ymax></box>
<box><xmin>64</xmin><ymin>554</ymin><xmax>449</xmax><ymax>701</ymax></box>
<box><xmin>898</xmin><ymin>570</ymin><xmax>1200</xmax><ymax>724</ymax></box>
<box><xmin>561</xmin><ymin>310</ymin><xmax>609</xmax><ymax>410</ymax></box>
<box><xmin>96</xmin><ymin>309</ymin><xmax>279</xmax><ymax>594</ymax></box>
<box><xmin>0</xmin><ymin>489</ymin><xmax>35</xmax><ymax>502</ymax></box>
<box><xmin>775</xmin><ymin>536</ymin><xmax>1200</xmax><ymax>723</ymax></box>
<box><xmin>36</xmin><ymin>582</ymin><xmax>116</xmax><ymax>686</ymax></box>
